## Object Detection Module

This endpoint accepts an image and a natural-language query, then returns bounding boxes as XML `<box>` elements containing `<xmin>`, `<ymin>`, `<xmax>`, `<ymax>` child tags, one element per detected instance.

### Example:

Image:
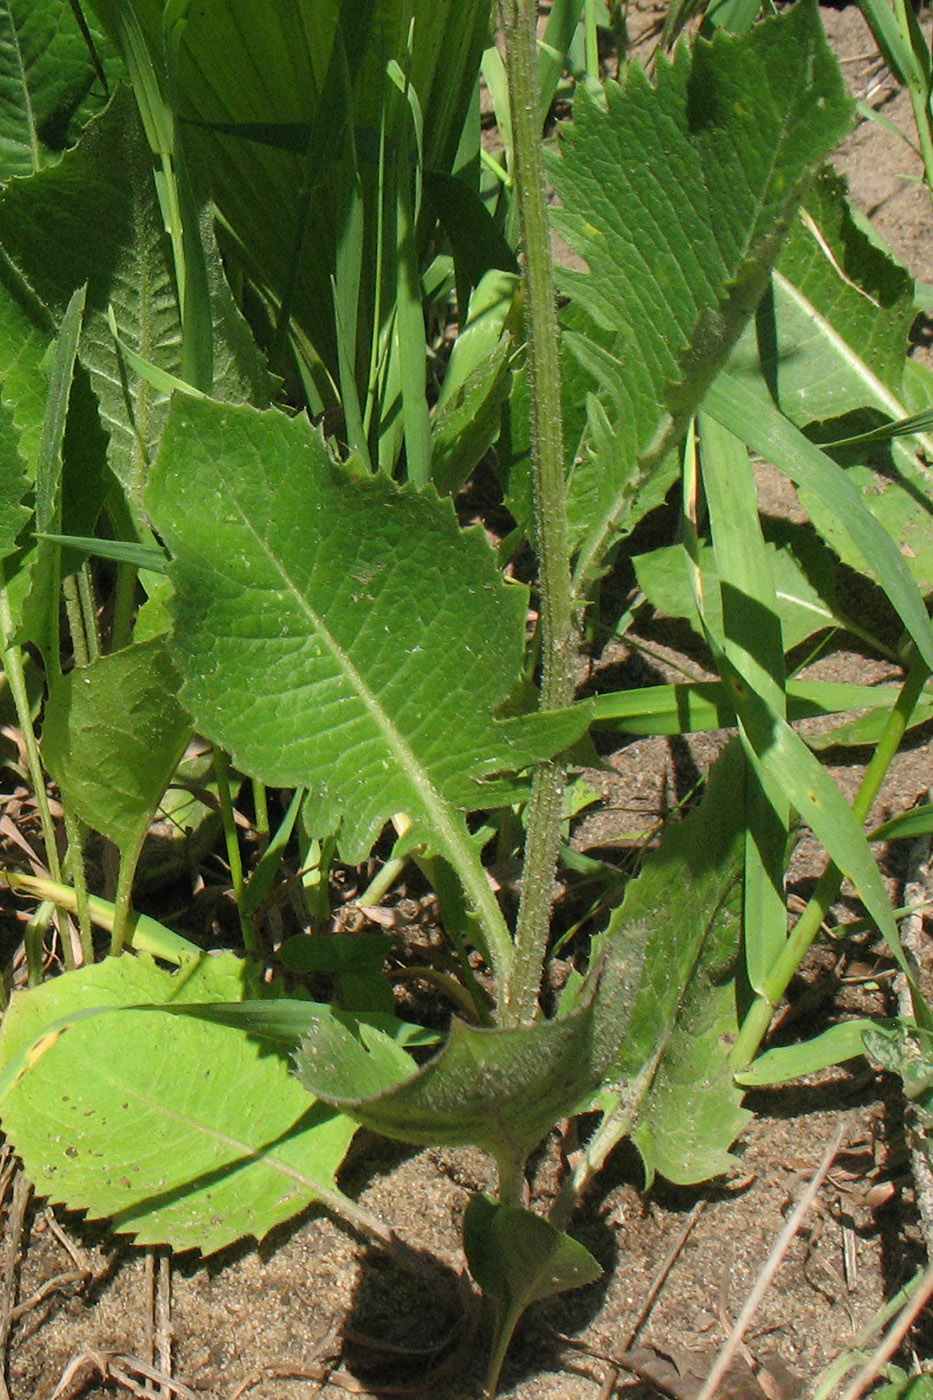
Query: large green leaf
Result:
<box><xmin>547</xmin><ymin>0</ymin><xmax>851</xmax><ymax>587</ymax></box>
<box><xmin>146</xmin><ymin>397</ymin><xmax>586</xmax><ymax>867</ymax></box>
<box><xmin>0</xmin><ymin>0</ymin><xmax>120</xmax><ymax>179</ymax></box>
<box><xmin>0</xmin><ymin>953</ymin><xmax>358</xmax><ymax>1252</ymax></box>
<box><xmin>42</xmin><ymin>634</ymin><xmax>191</xmax><ymax>854</ymax></box>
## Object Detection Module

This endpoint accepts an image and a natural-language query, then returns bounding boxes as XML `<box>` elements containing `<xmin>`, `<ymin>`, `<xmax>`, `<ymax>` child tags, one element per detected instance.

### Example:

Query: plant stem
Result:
<box><xmin>0</xmin><ymin>586</ymin><xmax>62</xmax><ymax>888</ymax></box>
<box><xmin>214</xmin><ymin>748</ymin><xmax>258</xmax><ymax>952</ymax></box>
<box><xmin>498</xmin><ymin>0</ymin><xmax>576</xmax><ymax>1028</ymax></box>
<box><xmin>731</xmin><ymin>646</ymin><xmax>931</xmax><ymax>1069</ymax></box>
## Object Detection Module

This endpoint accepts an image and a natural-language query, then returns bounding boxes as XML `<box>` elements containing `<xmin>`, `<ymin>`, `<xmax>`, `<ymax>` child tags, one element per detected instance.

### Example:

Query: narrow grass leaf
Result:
<box><xmin>704</xmin><ymin>371</ymin><xmax>933</xmax><ymax>670</ymax></box>
<box><xmin>699</xmin><ymin>413</ymin><xmax>790</xmax><ymax>999</ymax></box>
<box><xmin>735</xmin><ymin>1019</ymin><xmax>888</xmax><ymax>1086</ymax></box>
<box><xmin>17</xmin><ymin>283</ymin><xmax>85</xmax><ymax>660</ymax></box>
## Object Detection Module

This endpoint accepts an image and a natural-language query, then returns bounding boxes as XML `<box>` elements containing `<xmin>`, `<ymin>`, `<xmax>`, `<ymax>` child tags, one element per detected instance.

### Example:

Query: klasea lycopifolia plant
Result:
<box><xmin>0</xmin><ymin>2</ymin><xmax>932</xmax><ymax>1393</ymax></box>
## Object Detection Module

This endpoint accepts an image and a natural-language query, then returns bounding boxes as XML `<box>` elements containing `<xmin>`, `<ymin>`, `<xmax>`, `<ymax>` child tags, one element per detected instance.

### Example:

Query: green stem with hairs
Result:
<box><xmin>498</xmin><ymin>0</ymin><xmax>577</xmax><ymax>1029</ymax></box>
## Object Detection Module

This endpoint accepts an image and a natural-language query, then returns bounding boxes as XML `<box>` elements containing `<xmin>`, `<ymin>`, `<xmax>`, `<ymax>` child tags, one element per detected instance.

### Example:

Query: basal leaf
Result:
<box><xmin>42</xmin><ymin>634</ymin><xmax>191</xmax><ymax>855</ymax></box>
<box><xmin>293</xmin><ymin>927</ymin><xmax>645</xmax><ymax>1168</ymax></box>
<box><xmin>591</xmin><ymin>742</ymin><xmax>750</xmax><ymax>1185</ymax></box>
<box><xmin>295</xmin><ymin>996</ymin><xmax>612</xmax><ymax>1163</ymax></box>
<box><xmin>147</xmin><ymin>397</ymin><xmax>586</xmax><ymax>868</ymax></box>
<box><xmin>0</xmin><ymin>953</ymin><xmax>358</xmax><ymax>1252</ymax></box>
<box><xmin>549</xmin><ymin>0</ymin><xmax>852</xmax><ymax>586</ymax></box>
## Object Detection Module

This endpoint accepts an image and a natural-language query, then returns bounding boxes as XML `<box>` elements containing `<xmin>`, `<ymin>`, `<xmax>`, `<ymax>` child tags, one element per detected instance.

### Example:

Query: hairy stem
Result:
<box><xmin>498</xmin><ymin>0</ymin><xmax>576</xmax><ymax>1028</ymax></box>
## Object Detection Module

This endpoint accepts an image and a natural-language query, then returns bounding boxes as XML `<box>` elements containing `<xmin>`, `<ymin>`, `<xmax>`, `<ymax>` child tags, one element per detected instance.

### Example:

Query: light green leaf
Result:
<box><xmin>635</xmin><ymin>540</ymin><xmax>836</xmax><ymax>652</ymax></box>
<box><xmin>464</xmin><ymin>1194</ymin><xmax>602</xmax><ymax>1400</ymax></box>
<box><xmin>0</xmin><ymin>953</ymin><xmax>359</xmax><ymax>1252</ymax></box>
<box><xmin>735</xmin><ymin>1019</ymin><xmax>883</xmax><ymax>1086</ymax></box>
<box><xmin>146</xmin><ymin>398</ymin><xmax>586</xmax><ymax>864</ymax></box>
<box><xmin>591</xmin><ymin>678</ymin><xmax>928</xmax><ymax>738</ymax></box>
<box><xmin>548</xmin><ymin>1</ymin><xmax>851</xmax><ymax>586</ymax></box>
<box><xmin>696</xmin><ymin>414</ymin><xmax>790</xmax><ymax>1000</ymax></box>
<box><xmin>0</xmin><ymin>0</ymin><xmax>119</xmax><ymax>179</ymax></box>
<box><xmin>17</xmin><ymin>283</ymin><xmax>84</xmax><ymax>659</ymax></box>
<box><xmin>432</xmin><ymin>332</ymin><xmax>514</xmax><ymax>496</ymax></box>
<box><xmin>42</xmin><ymin>635</ymin><xmax>190</xmax><ymax>854</ymax></box>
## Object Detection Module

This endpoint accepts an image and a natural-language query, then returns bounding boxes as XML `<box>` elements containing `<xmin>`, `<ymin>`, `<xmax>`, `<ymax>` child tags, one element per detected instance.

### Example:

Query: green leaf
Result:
<box><xmin>146</xmin><ymin>397</ymin><xmax>586</xmax><ymax>867</ymax></box>
<box><xmin>135</xmin><ymin>997</ymin><xmax>440</xmax><ymax>1054</ymax></box>
<box><xmin>549</xmin><ymin>1</ymin><xmax>852</xmax><ymax>586</ymax></box>
<box><xmin>463</xmin><ymin>1194</ymin><xmax>602</xmax><ymax>1399</ymax></box>
<box><xmin>635</xmin><ymin>539</ymin><xmax>836</xmax><ymax>652</ymax></box>
<box><xmin>735</xmin><ymin>1019</ymin><xmax>883</xmax><ymax>1086</ymax></box>
<box><xmin>17</xmin><ymin>283</ymin><xmax>85</xmax><ymax>659</ymax></box>
<box><xmin>872</xmin><ymin>1372</ymin><xmax>933</xmax><ymax>1400</ymax></box>
<box><xmin>591</xmin><ymin>741</ymin><xmax>751</xmax><ymax>1185</ymax></box>
<box><xmin>0</xmin><ymin>0</ymin><xmax>119</xmax><ymax>179</ymax></box>
<box><xmin>99</xmin><ymin>0</ymin><xmax>490</xmax><ymax>407</ymax></box>
<box><xmin>0</xmin><ymin>393</ymin><xmax>29</xmax><ymax>565</ymax></box>
<box><xmin>704</xmin><ymin>371</ymin><xmax>933</xmax><ymax>672</ymax></box>
<box><xmin>294</xmin><ymin>999</ymin><xmax>612</xmax><ymax>1163</ymax></box>
<box><xmin>42</xmin><ymin>635</ymin><xmax>191</xmax><ymax>854</ymax></box>
<box><xmin>0</xmin><ymin>953</ymin><xmax>359</xmax><ymax>1252</ymax></box>
<box><xmin>279</xmin><ymin>932</ymin><xmax>395</xmax><ymax>1014</ymax></box>
<box><xmin>0</xmin><ymin>88</ymin><xmax>271</xmax><ymax>516</ymax></box>
<box><xmin>727</xmin><ymin>167</ymin><xmax>933</xmax><ymax>594</ymax></box>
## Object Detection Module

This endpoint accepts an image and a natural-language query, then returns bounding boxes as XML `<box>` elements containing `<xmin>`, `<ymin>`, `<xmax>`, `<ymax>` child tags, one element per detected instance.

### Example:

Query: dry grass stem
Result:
<box><xmin>833</xmin><ymin>1259</ymin><xmax>933</xmax><ymax>1400</ymax></box>
<box><xmin>695</xmin><ymin>1123</ymin><xmax>847</xmax><ymax>1400</ymax></box>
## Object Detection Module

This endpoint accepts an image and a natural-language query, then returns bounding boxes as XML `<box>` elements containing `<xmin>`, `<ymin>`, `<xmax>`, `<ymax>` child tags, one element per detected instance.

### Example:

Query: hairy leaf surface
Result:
<box><xmin>548</xmin><ymin>1</ymin><xmax>851</xmax><ymax>586</ymax></box>
<box><xmin>590</xmin><ymin>742</ymin><xmax>750</xmax><ymax>1185</ymax></box>
<box><xmin>147</xmin><ymin>398</ymin><xmax>585</xmax><ymax>866</ymax></box>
